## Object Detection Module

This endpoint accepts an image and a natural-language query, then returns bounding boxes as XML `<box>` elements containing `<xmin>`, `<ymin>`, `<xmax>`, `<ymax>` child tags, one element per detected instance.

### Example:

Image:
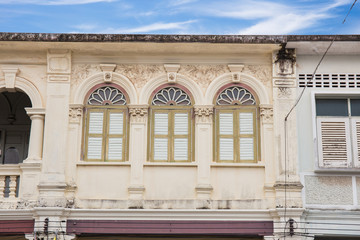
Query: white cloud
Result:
<box><xmin>239</xmin><ymin>13</ymin><xmax>326</xmax><ymax>35</ymax></box>
<box><xmin>206</xmin><ymin>1</ymin><xmax>288</xmax><ymax>20</ymax></box>
<box><xmin>169</xmin><ymin>0</ymin><xmax>198</xmax><ymax>6</ymax></box>
<box><xmin>0</xmin><ymin>0</ymin><xmax>115</xmax><ymax>5</ymax></box>
<box><xmin>100</xmin><ymin>20</ymin><xmax>196</xmax><ymax>34</ymax></box>
<box><xmin>232</xmin><ymin>0</ymin><xmax>350</xmax><ymax>34</ymax></box>
<box><xmin>73</xmin><ymin>24</ymin><xmax>99</xmax><ymax>31</ymax></box>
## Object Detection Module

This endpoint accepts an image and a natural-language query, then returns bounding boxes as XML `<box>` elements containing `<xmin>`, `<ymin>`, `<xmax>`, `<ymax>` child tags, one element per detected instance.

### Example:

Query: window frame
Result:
<box><xmin>82</xmin><ymin>84</ymin><xmax>129</xmax><ymax>162</ymax></box>
<box><xmin>213</xmin><ymin>84</ymin><xmax>260</xmax><ymax>163</ymax></box>
<box><xmin>315</xmin><ymin>95</ymin><xmax>360</xmax><ymax>169</ymax></box>
<box><xmin>148</xmin><ymin>85</ymin><xmax>194</xmax><ymax>163</ymax></box>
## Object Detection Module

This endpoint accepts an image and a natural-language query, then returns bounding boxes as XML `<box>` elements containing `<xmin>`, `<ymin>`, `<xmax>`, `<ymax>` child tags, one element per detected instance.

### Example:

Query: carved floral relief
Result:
<box><xmin>71</xmin><ymin>64</ymin><xmax>101</xmax><ymax>85</ymax></box>
<box><xmin>116</xmin><ymin>64</ymin><xmax>165</xmax><ymax>88</ymax></box>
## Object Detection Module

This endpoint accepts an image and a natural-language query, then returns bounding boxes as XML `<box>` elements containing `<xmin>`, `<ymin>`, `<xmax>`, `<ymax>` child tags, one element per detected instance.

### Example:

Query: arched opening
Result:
<box><xmin>0</xmin><ymin>91</ymin><xmax>32</xmax><ymax>164</ymax></box>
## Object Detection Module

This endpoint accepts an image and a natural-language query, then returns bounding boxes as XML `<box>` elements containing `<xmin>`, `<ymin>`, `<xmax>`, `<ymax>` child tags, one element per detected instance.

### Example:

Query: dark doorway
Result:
<box><xmin>0</xmin><ymin>91</ymin><xmax>31</xmax><ymax>164</ymax></box>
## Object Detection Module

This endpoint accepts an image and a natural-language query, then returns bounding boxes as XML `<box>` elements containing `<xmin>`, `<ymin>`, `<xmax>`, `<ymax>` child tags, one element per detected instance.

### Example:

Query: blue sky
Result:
<box><xmin>0</xmin><ymin>0</ymin><xmax>359</xmax><ymax>34</ymax></box>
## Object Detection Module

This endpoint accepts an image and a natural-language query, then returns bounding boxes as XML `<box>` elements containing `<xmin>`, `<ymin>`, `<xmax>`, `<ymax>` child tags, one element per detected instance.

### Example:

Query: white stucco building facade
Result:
<box><xmin>0</xmin><ymin>33</ymin><xmax>359</xmax><ymax>240</ymax></box>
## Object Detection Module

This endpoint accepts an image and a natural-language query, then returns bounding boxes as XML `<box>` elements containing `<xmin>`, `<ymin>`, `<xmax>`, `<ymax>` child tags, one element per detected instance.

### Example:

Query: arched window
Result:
<box><xmin>83</xmin><ymin>85</ymin><xmax>128</xmax><ymax>161</ymax></box>
<box><xmin>149</xmin><ymin>86</ymin><xmax>193</xmax><ymax>162</ymax></box>
<box><xmin>214</xmin><ymin>85</ymin><xmax>259</xmax><ymax>163</ymax></box>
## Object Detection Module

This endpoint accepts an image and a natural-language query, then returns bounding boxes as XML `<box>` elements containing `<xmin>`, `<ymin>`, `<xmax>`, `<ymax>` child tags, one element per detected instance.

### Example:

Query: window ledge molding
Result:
<box><xmin>144</xmin><ymin>162</ymin><xmax>197</xmax><ymax>167</ymax></box>
<box><xmin>211</xmin><ymin>163</ymin><xmax>265</xmax><ymax>168</ymax></box>
<box><xmin>314</xmin><ymin>167</ymin><xmax>360</xmax><ymax>174</ymax></box>
<box><xmin>77</xmin><ymin>161</ymin><xmax>131</xmax><ymax>166</ymax></box>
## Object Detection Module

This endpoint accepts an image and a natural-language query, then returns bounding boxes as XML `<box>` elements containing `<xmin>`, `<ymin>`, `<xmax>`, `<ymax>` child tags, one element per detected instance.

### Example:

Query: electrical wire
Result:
<box><xmin>281</xmin><ymin>1</ymin><xmax>359</xmax><ymax>238</ymax></box>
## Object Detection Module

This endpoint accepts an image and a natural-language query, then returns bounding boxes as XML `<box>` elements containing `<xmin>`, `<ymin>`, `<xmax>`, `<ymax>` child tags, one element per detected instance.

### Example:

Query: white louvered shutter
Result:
<box><xmin>87</xmin><ymin>112</ymin><xmax>104</xmax><ymax>159</ymax></box>
<box><xmin>174</xmin><ymin>113</ymin><xmax>188</xmax><ymax>161</ymax></box>
<box><xmin>88</xmin><ymin>112</ymin><xmax>104</xmax><ymax>134</ymax></box>
<box><xmin>154</xmin><ymin>113</ymin><xmax>168</xmax><ymax>161</ymax></box>
<box><xmin>351</xmin><ymin>118</ymin><xmax>360</xmax><ymax>167</ymax></box>
<box><xmin>239</xmin><ymin>112</ymin><xmax>254</xmax><ymax>160</ymax></box>
<box><xmin>219</xmin><ymin>113</ymin><xmax>234</xmax><ymax>161</ymax></box>
<box><xmin>317</xmin><ymin>118</ymin><xmax>351</xmax><ymax>167</ymax></box>
<box><xmin>107</xmin><ymin>112</ymin><xmax>123</xmax><ymax>160</ymax></box>
<box><xmin>88</xmin><ymin>137</ymin><xmax>102</xmax><ymax>159</ymax></box>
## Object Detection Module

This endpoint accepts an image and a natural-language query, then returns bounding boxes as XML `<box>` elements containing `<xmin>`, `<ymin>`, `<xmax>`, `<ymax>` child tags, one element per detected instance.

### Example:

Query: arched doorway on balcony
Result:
<box><xmin>0</xmin><ymin>91</ymin><xmax>31</xmax><ymax>164</ymax></box>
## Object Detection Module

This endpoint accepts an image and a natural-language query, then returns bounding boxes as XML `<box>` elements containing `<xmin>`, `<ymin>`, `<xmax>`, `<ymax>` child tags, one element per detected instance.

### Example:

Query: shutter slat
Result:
<box><xmin>318</xmin><ymin>119</ymin><xmax>350</xmax><ymax>167</ymax></box>
<box><xmin>107</xmin><ymin>138</ymin><xmax>122</xmax><ymax>160</ymax></box>
<box><xmin>174</xmin><ymin>138</ymin><xmax>188</xmax><ymax>161</ymax></box>
<box><xmin>219</xmin><ymin>113</ymin><xmax>233</xmax><ymax>135</ymax></box>
<box><xmin>239</xmin><ymin>138</ymin><xmax>254</xmax><ymax>160</ymax></box>
<box><xmin>154</xmin><ymin>138</ymin><xmax>168</xmax><ymax>160</ymax></box>
<box><xmin>239</xmin><ymin>112</ymin><xmax>254</xmax><ymax>134</ymax></box>
<box><xmin>174</xmin><ymin>113</ymin><xmax>188</xmax><ymax>135</ymax></box>
<box><xmin>109</xmin><ymin>113</ymin><xmax>123</xmax><ymax>135</ymax></box>
<box><xmin>89</xmin><ymin>112</ymin><xmax>104</xmax><ymax>134</ymax></box>
<box><xmin>219</xmin><ymin>138</ymin><xmax>233</xmax><ymax>161</ymax></box>
<box><xmin>87</xmin><ymin>137</ymin><xmax>102</xmax><ymax>159</ymax></box>
<box><xmin>155</xmin><ymin>113</ymin><xmax>168</xmax><ymax>135</ymax></box>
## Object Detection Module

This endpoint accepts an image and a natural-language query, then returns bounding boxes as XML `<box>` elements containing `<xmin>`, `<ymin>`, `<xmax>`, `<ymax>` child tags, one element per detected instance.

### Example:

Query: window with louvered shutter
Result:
<box><xmin>352</xmin><ymin>119</ymin><xmax>360</xmax><ymax>167</ymax></box>
<box><xmin>86</xmin><ymin>111</ymin><xmax>105</xmax><ymax>160</ymax></box>
<box><xmin>219</xmin><ymin>113</ymin><xmax>234</xmax><ymax>161</ymax></box>
<box><xmin>154</xmin><ymin>113</ymin><xmax>169</xmax><ymax>161</ymax></box>
<box><xmin>84</xmin><ymin>85</ymin><xmax>128</xmax><ymax>161</ymax></box>
<box><xmin>150</xmin><ymin>86</ymin><xmax>193</xmax><ymax>162</ymax></box>
<box><xmin>215</xmin><ymin>86</ymin><xmax>259</xmax><ymax>163</ymax></box>
<box><xmin>317</xmin><ymin>118</ymin><xmax>351</xmax><ymax>167</ymax></box>
<box><xmin>174</xmin><ymin>113</ymin><xmax>189</xmax><ymax>161</ymax></box>
<box><xmin>315</xmin><ymin>98</ymin><xmax>360</xmax><ymax>169</ymax></box>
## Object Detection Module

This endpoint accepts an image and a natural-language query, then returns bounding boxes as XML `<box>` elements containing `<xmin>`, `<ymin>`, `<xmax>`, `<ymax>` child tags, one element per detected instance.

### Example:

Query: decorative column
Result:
<box><xmin>19</xmin><ymin>108</ymin><xmax>45</xmax><ymax>200</ymax></box>
<box><xmin>64</xmin><ymin>104</ymin><xmax>83</xmax><ymax>207</ymax></box>
<box><xmin>38</xmin><ymin>49</ymin><xmax>71</xmax><ymax>207</ymax></box>
<box><xmin>127</xmin><ymin>104</ymin><xmax>148</xmax><ymax>207</ymax></box>
<box><xmin>272</xmin><ymin>46</ymin><xmax>303</xmax><ymax>216</ymax></box>
<box><xmin>260</xmin><ymin>104</ymin><xmax>276</xmax><ymax>209</ymax></box>
<box><xmin>24</xmin><ymin>108</ymin><xmax>45</xmax><ymax>162</ymax></box>
<box><xmin>194</xmin><ymin>105</ymin><xmax>214</xmax><ymax>207</ymax></box>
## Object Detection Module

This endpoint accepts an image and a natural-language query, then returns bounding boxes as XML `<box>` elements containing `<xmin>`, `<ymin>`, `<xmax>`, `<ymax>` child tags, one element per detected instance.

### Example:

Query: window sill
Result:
<box><xmin>315</xmin><ymin>167</ymin><xmax>360</xmax><ymax>174</ymax></box>
<box><xmin>211</xmin><ymin>162</ymin><xmax>265</xmax><ymax>168</ymax></box>
<box><xmin>144</xmin><ymin>162</ymin><xmax>197</xmax><ymax>167</ymax></box>
<box><xmin>77</xmin><ymin>161</ymin><xmax>131</xmax><ymax>166</ymax></box>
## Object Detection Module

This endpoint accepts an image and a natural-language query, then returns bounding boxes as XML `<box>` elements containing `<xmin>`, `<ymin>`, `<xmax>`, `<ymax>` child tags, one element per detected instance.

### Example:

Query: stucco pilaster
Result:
<box><xmin>38</xmin><ymin>49</ymin><xmax>71</xmax><ymax>207</ymax></box>
<box><xmin>194</xmin><ymin>105</ymin><xmax>214</xmax><ymax>202</ymax></box>
<box><xmin>260</xmin><ymin>104</ymin><xmax>276</xmax><ymax>208</ymax></box>
<box><xmin>127</xmin><ymin>104</ymin><xmax>148</xmax><ymax>205</ymax></box>
<box><xmin>272</xmin><ymin>48</ymin><xmax>302</xmax><ymax>208</ymax></box>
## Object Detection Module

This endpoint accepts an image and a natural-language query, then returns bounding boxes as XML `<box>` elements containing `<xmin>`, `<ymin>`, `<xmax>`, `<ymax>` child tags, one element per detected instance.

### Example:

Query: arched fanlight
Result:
<box><xmin>216</xmin><ymin>86</ymin><xmax>256</xmax><ymax>106</ymax></box>
<box><xmin>87</xmin><ymin>86</ymin><xmax>126</xmax><ymax>105</ymax></box>
<box><xmin>152</xmin><ymin>87</ymin><xmax>191</xmax><ymax>106</ymax></box>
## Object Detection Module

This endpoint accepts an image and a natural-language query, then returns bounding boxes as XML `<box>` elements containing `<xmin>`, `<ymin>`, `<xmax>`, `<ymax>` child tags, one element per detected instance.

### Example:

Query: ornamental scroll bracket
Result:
<box><xmin>128</xmin><ymin>104</ymin><xmax>149</xmax><ymax>123</ymax></box>
<box><xmin>69</xmin><ymin>104</ymin><xmax>83</xmax><ymax>123</ymax></box>
<box><xmin>194</xmin><ymin>105</ymin><xmax>214</xmax><ymax>123</ymax></box>
<box><xmin>100</xmin><ymin>64</ymin><xmax>117</xmax><ymax>82</ymax></box>
<box><xmin>260</xmin><ymin>104</ymin><xmax>273</xmax><ymax>124</ymax></box>
<box><xmin>228</xmin><ymin>64</ymin><xmax>244</xmax><ymax>83</ymax></box>
<box><xmin>2</xmin><ymin>67</ymin><xmax>19</xmax><ymax>92</ymax></box>
<box><xmin>164</xmin><ymin>64</ymin><xmax>180</xmax><ymax>84</ymax></box>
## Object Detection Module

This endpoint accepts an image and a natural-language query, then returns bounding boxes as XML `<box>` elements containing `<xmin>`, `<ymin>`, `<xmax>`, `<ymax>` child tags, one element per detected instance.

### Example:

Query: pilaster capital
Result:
<box><xmin>194</xmin><ymin>105</ymin><xmax>214</xmax><ymax>123</ymax></box>
<box><xmin>25</xmin><ymin>107</ymin><xmax>46</xmax><ymax>117</ymax></box>
<box><xmin>69</xmin><ymin>104</ymin><xmax>83</xmax><ymax>123</ymax></box>
<box><xmin>260</xmin><ymin>104</ymin><xmax>273</xmax><ymax>124</ymax></box>
<box><xmin>128</xmin><ymin>104</ymin><xmax>149</xmax><ymax>123</ymax></box>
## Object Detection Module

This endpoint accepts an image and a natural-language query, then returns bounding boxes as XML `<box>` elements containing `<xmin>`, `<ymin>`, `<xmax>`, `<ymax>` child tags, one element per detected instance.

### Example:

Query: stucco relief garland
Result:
<box><xmin>178</xmin><ymin>65</ymin><xmax>229</xmax><ymax>89</ymax></box>
<box><xmin>71</xmin><ymin>64</ymin><xmax>101</xmax><ymax>85</ymax></box>
<box><xmin>242</xmin><ymin>65</ymin><xmax>272</xmax><ymax>87</ymax></box>
<box><xmin>116</xmin><ymin>64</ymin><xmax>165</xmax><ymax>88</ymax></box>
